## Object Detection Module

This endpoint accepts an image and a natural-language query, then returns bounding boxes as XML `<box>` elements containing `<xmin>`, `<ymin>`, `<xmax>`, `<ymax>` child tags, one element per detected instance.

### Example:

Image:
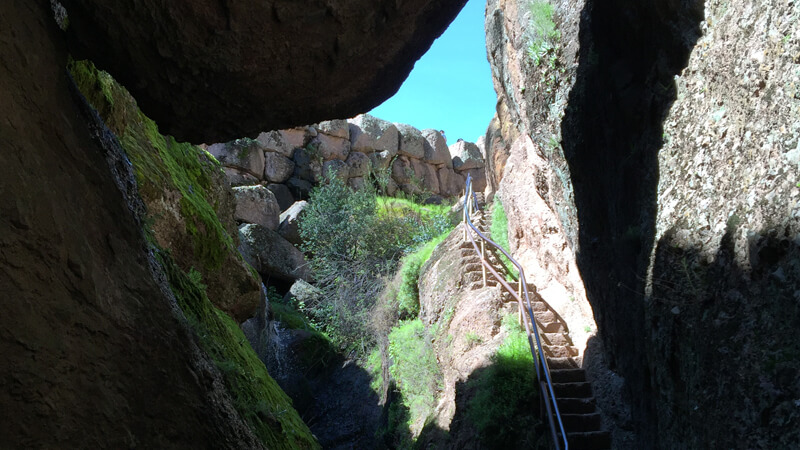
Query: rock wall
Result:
<box><xmin>486</xmin><ymin>0</ymin><xmax>800</xmax><ymax>447</ymax></box>
<box><xmin>209</xmin><ymin>115</ymin><xmax>488</xmax><ymax>206</ymax></box>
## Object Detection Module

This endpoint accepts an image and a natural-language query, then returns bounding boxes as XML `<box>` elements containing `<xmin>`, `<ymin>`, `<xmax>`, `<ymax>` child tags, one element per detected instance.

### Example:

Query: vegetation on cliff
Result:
<box><xmin>67</xmin><ymin>59</ymin><xmax>318</xmax><ymax>449</ymax></box>
<box><xmin>297</xmin><ymin>177</ymin><xmax>456</xmax><ymax>352</ymax></box>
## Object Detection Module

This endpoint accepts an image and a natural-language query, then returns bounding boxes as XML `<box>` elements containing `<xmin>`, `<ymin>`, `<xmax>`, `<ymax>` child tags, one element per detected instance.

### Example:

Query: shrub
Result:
<box><xmin>466</xmin><ymin>314</ymin><xmax>542</xmax><ymax>448</ymax></box>
<box><xmin>395</xmin><ymin>232</ymin><xmax>450</xmax><ymax>318</ymax></box>
<box><xmin>526</xmin><ymin>0</ymin><xmax>560</xmax><ymax>66</ymax></box>
<box><xmin>298</xmin><ymin>178</ymin><xmax>457</xmax><ymax>353</ymax></box>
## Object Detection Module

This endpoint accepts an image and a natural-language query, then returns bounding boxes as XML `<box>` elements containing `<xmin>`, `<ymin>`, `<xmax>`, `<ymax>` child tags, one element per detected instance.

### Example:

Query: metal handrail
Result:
<box><xmin>462</xmin><ymin>174</ymin><xmax>568</xmax><ymax>450</ymax></box>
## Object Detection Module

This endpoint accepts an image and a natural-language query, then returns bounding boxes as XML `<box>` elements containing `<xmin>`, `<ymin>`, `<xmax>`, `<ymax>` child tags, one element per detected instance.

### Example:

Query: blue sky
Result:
<box><xmin>369</xmin><ymin>0</ymin><xmax>496</xmax><ymax>144</ymax></box>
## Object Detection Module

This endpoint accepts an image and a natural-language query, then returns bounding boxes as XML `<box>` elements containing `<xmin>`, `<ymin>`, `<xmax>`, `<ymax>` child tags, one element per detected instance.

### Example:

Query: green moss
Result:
<box><xmin>387</xmin><ymin>319</ymin><xmax>442</xmax><ymax>439</ymax></box>
<box><xmin>68</xmin><ymin>58</ymin><xmax>317</xmax><ymax>449</ymax></box>
<box><xmin>395</xmin><ymin>232</ymin><xmax>449</xmax><ymax>318</ymax></box>
<box><xmin>157</xmin><ymin>252</ymin><xmax>319</xmax><ymax>449</ymax></box>
<box><xmin>489</xmin><ymin>199</ymin><xmax>518</xmax><ymax>281</ymax></box>
<box><xmin>69</xmin><ymin>59</ymin><xmax>232</xmax><ymax>270</ymax></box>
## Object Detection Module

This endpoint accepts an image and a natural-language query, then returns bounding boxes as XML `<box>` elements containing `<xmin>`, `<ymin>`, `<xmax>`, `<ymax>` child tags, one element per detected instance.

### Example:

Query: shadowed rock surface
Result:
<box><xmin>61</xmin><ymin>0</ymin><xmax>469</xmax><ymax>143</ymax></box>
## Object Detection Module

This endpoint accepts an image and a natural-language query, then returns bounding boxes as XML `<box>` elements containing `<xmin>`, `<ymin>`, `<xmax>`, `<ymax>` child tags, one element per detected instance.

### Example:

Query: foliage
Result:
<box><xmin>298</xmin><ymin>177</ymin><xmax>457</xmax><ymax>352</ymax></box>
<box><xmin>156</xmin><ymin>251</ymin><xmax>319</xmax><ymax>449</ymax></box>
<box><xmin>526</xmin><ymin>0</ymin><xmax>560</xmax><ymax>66</ymax></box>
<box><xmin>466</xmin><ymin>314</ymin><xmax>542</xmax><ymax>448</ymax></box>
<box><xmin>395</xmin><ymin>232</ymin><xmax>450</xmax><ymax>318</ymax></box>
<box><xmin>490</xmin><ymin>199</ymin><xmax>518</xmax><ymax>281</ymax></box>
<box><xmin>387</xmin><ymin>320</ymin><xmax>442</xmax><ymax>440</ymax></box>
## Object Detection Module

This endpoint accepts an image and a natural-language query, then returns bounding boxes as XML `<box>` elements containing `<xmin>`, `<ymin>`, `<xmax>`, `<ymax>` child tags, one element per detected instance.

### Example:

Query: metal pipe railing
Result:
<box><xmin>462</xmin><ymin>174</ymin><xmax>568</xmax><ymax>450</ymax></box>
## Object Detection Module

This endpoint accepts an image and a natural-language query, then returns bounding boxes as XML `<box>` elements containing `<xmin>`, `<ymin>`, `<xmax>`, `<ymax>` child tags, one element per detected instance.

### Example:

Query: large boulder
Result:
<box><xmin>223</xmin><ymin>167</ymin><xmax>260</xmax><ymax>187</ymax></box>
<box><xmin>345</xmin><ymin>151</ymin><xmax>372</xmax><ymax>179</ymax></box>
<box><xmin>369</xmin><ymin>149</ymin><xmax>395</xmax><ymax>171</ymax></box>
<box><xmin>395</xmin><ymin>123</ymin><xmax>426</xmax><ymax>159</ymax></box>
<box><xmin>317</xmin><ymin>119</ymin><xmax>350</xmax><ymax>139</ymax></box>
<box><xmin>232</xmin><ymin>185</ymin><xmax>281</xmax><ymax>230</ymax></box>
<box><xmin>422</xmin><ymin>129</ymin><xmax>452</xmax><ymax>167</ymax></box>
<box><xmin>238</xmin><ymin>224</ymin><xmax>309</xmax><ymax>281</ymax></box>
<box><xmin>278</xmin><ymin>201</ymin><xmax>308</xmax><ymax>246</ymax></box>
<box><xmin>256</xmin><ymin>129</ymin><xmax>304</xmax><ymax>158</ymax></box>
<box><xmin>263</xmin><ymin>152</ymin><xmax>295</xmax><ymax>183</ymax></box>
<box><xmin>462</xmin><ymin>167</ymin><xmax>486</xmax><ymax>193</ymax></box>
<box><xmin>348</xmin><ymin>114</ymin><xmax>400</xmax><ymax>155</ymax></box>
<box><xmin>322</xmin><ymin>159</ymin><xmax>349</xmax><ymax>181</ymax></box>
<box><xmin>64</xmin><ymin>0</ymin><xmax>470</xmax><ymax>143</ymax></box>
<box><xmin>313</xmin><ymin>134</ymin><xmax>351</xmax><ymax>161</ymax></box>
<box><xmin>391</xmin><ymin>157</ymin><xmax>414</xmax><ymax>185</ymax></box>
<box><xmin>438</xmin><ymin>167</ymin><xmax>465</xmax><ymax>197</ymax></box>
<box><xmin>292</xmin><ymin>147</ymin><xmax>322</xmax><ymax>182</ymax></box>
<box><xmin>411</xmin><ymin>159</ymin><xmax>439</xmax><ymax>194</ymax></box>
<box><xmin>207</xmin><ymin>139</ymin><xmax>265</xmax><ymax>178</ymax></box>
<box><xmin>450</xmin><ymin>140</ymin><xmax>485</xmax><ymax>172</ymax></box>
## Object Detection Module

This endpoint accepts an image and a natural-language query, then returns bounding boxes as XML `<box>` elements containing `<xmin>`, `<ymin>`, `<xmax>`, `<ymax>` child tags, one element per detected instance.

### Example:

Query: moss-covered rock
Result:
<box><xmin>157</xmin><ymin>252</ymin><xmax>319</xmax><ymax>449</ymax></box>
<box><xmin>68</xmin><ymin>58</ymin><xmax>260</xmax><ymax>322</ymax></box>
<box><xmin>67</xmin><ymin>59</ymin><xmax>318</xmax><ymax>448</ymax></box>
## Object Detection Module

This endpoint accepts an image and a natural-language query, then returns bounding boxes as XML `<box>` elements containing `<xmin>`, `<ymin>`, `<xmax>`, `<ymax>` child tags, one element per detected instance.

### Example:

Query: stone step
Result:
<box><xmin>543</xmin><ymin>345</ymin><xmax>580</xmax><ymax>358</ymax></box>
<box><xmin>537</xmin><ymin>321</ymin><xmax>566</xmax><ymax>334</ymax></box>
<box><xmin>534</xmin><ymin>310</ymin><xmax>557</xmax><ymax>323</ymax></box>
<box><xmin>549</xmin><ymin>368</ymin><xmax>586</xmax><ymax>383</ymax></box>
<box><xmin>542</xmin><ymin>332</ymin><xmax>571</xmax><ymax>346</ymax></box>
<box><xmin>547</xmin><ymin>357</ymin><xmax>579</xmax><ymax>369</ymax></box>
<box><xmin>556</xmin><ymin>397</ymin><xmax>597</xmax><ymax>414</ymax></box>
<box><xmin>468</xmin><ymin>279</ymin><xmax>498</xmax><ymax>290</ymax></box>
<box><xmin>463</xmin><ymin>263</ymin><xmax>483</xmax><ymax>273</ymax></box>
<box><xmin>561</xmin><ymin>413</ymin><xmax>603</xmax><ymax>432</ymax></box>
<box><xmin>552</xmin><ymin>382</ymin><xmax>593</xmax><ymax>398</ymax></box>
<box><xmin>565</xmin><ymin>431</ymin><xmax>611</xmax><ymax>450</ymax></box>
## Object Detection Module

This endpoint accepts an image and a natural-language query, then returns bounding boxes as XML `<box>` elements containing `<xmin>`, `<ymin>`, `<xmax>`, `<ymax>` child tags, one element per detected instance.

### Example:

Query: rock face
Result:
<box><xmin>0</xmin><ymin>3</ymin><xmax>264</xmax><ymax>446</ymax></box>
<box><xmin>62</xmin><ymin>0</ymin><xmax>470</xmax><ymax>143</ymax></box>
<box><xmin>485</xmin><ymin>0</ymin><xmax>800</xmax><ymax>447</ymax></box>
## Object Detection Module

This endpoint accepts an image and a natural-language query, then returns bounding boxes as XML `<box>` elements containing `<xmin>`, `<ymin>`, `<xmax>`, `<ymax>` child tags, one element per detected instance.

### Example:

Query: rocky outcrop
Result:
<box><xmin>485</xmin><ymin>0</ymin><xmax>800</xmax><ymax>447</ymax></box>
<box><xmin>62</xmin><ymin>0</ymin><xmax>470</xmax><ymax>143</ymax></box>
<box><xmin>213</xmin><ymin>114</ymin><xmax>486</xmax><ymax>201</ymax></box>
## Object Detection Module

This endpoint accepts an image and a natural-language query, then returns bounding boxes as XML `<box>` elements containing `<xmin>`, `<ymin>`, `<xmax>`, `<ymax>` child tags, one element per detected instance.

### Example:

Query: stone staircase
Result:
<box><xmin>460</xmin><ymin>194</ymin><xmax>611</xmax><ymax>450</ymax></box>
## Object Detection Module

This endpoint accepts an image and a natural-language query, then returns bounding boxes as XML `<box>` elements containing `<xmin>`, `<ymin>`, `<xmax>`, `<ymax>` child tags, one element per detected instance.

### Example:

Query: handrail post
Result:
<box><xmin>518</xmin><ymin>274</ymin><xmax>524</xmax><ymax>326</ymax></box>
<box><xmin>481</xmin><ymin>240</ymin><xmax>486</xmax><ymax>287</ymax></box>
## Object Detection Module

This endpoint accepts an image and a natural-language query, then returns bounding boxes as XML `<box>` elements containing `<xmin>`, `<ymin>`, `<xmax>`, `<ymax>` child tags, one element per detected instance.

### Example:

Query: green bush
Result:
<box><xmin>526</xmin><ymin>0</ymin><xmax>560</xmax><ymax>66</ymax></box>
<box><xmin>395</xmin><ymin>232</ymin><xmax>450</xmax><ymax>318</ymax></box>
<box><xmin>466</xmin><ymin>314</ymin><xmax>542</xmax><ymax>448</ymax></box>
<box><xmin>387</xmin><ymin>320</ymin><xmax>442</xmax><ymax>440</ymax></box>
<box><xmin>298</xmin><ymin>178</ymin><xmax>457</xmax><ymax>352</ymax></box>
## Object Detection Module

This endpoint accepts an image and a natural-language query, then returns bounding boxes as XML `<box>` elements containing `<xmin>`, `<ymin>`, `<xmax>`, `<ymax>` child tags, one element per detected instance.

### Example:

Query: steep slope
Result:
<box><xmin>485</xmin><ymin>0</ymin><xmax>800</xmax><ymax>447</ymax></box>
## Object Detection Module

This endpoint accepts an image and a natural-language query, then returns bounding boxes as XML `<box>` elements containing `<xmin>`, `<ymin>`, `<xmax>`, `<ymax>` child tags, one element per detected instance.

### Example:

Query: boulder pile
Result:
<box><xmin>207</xmin><ymin>114</ymin><xmax>487</xmax><ymax>210</ymax></box>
